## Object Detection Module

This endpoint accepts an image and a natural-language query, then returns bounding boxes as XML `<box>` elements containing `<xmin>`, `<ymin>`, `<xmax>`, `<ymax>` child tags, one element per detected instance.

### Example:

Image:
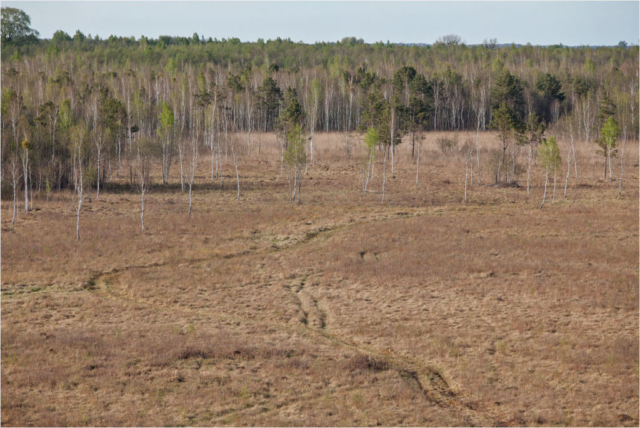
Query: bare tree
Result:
<box><xmin>438</xmin><ymin>34</ymin><xmax>462</xmax><ymax>47</ymax></box>
<box><xmin>187</xmin><ymin>124</ymin><xmax>199</xmax><ymax>214</ymax></box>
<box><xmin>618</xmin><ymin>124</ymin><xmax>627</xmax><ymax>196</ymax></box>
<box><xmin>308</xmin><ymin>78</ymin><xmax>322</xmax><ymax>165</ymax></box>
<box><xmin>472</xmin><ymin>83</ymin><xmax>486</xmax><ymax>184</ymax></box>
<box><xmin>208</xmin><ymin>90</ymin><xmax>218</xmax><ymax>183</ymax></box>
<box><xmin>70</xmin><ymin>126</ymin><xmax>87</xmax><ymax>240</ymax></box>
<box><xmin>230</xmin><ymin>131</ymin><xmax>241</xmax><ymax>200</ymax></box>
<box><xmin>564</xmin><ymin>120</ymin><xmax>576</xmax><ymax>198</ymax></box>
<box><xmin>577</xmin><ymin>94</ymin><xmax>595</xmax><ymax>177</ymax></box>
<box><xmin>525</xmin><ymin>113</ymin><xmax>545</xmax><ymax>195</ymax></box>
<box><xmin>176</xmin><ymin>84</ymin><xmax>188</xmax><ymax>191</ymax></box>
<box><xmin>93</xmin><ymin>127</ymin><xmax>107</xmax><ymax>199</ymax></box>
<box><xmin>246</xmin><ymin>86</ymin><xmax>254</xmax><ymax>156</ymax></box>
<box><xmin>21</xmin><ymin>138</ymin><xmax>30</xmax><ymax>213</ymax></box>
<box><xmin>461</xmin><ymin>139</ymin><xmax>474</xmax><ymax>203</ymax></box>
<box><xmin>135</xmin><ymin>138</ymin><xmax>152</xmax><ymax>231</ymax></box>
<box><xmin>415</xmin><ymin>133</ymin><xmax>423</xmax><ymax>188</ymax></box>
<box><xmin>9</xmin><ymin>148</ymin><xmax>20</xmax><ymax>226</ymax></box>
<box><xmin>381</xmin><ymin>145</ymin><xmax>389</xmax><ymax>202</ymax></box>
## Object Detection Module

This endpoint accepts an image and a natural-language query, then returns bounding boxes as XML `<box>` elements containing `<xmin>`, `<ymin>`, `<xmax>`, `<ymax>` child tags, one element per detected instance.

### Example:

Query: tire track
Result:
<box><xmin>67</xmin><ymin>207</ymin><xmax>436</xmax><ymax>295</ymax></box>
<box><xmin>72</xmin><ymin>206</ymin><xmax>498</xmax><ymax>425</ymax></box>
<box><xmin>279</xmin><ymin>270</ymin><xmax>494</xmax><ymax>425</ymax></box>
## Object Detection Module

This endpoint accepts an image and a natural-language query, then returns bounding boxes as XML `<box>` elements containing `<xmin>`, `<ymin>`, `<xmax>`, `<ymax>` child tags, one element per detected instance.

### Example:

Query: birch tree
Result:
<box><xmin>70</xmin><ymin>125</ymin><xmax>87</xmax><ymax>240</ymax></box>
<box><xmin>93</xmin><ymin>126</ymin><xmax>107</xmax><ymax>199</ymax></box>
<box><xmin>187</xmin><ymin>121</ymin><xmax>199</xmax><ymax>214</ymax></box>
<box><xmin>524</xmin><ymin>113</ymin><xmax>545</xmax><ymax>194</ymax></box>
<box><xmin>597</xmin><ymin>116</ymin><xmax>619</xmax><ymax>182</ymax></box>
<box><xmin>472</xmin><ymin>79</ymin><xmax>486</xmax><ymax>184</ymax></box>
<box><xmin>135</xmin><ymin>137</ymin><xmax>153</xmax><ymax>231</ymax></box>
<box><xmin>363</xmin><ymin>127</ymin><xmax>379</xmax><ymax>195</ymax></box>
<box><xmin>158</xmin><ymin>102</ymin><xmax>175</xmax><ymax>185</ymax></box>
<box><xmin>9</xmin><ymin>145</ymin><xmax>20</xmax><ymax>226</ymax></box>
<box><xmin>308</xmin><ymin>78</ymin><xmax>322</xmax><ymax>165</ymax></box>
<box><xmin>284</xmin><ymin>125</ymin><xmax>306</xmax><ymax>204</ymax></box>
<box><xmin>538</xmin><ymin>136</ymin><xmax>561</xmax><ymax>210</ymax></box>
<box><xmin>21</xmin><ymin>138</ymin><xmax>30</xmax><ymax>213</ymax></box>
<box><xmin>230</xmin><ymin>131</ymin><xmax>241</xmax><ymax>200</ymax></box>
<box><xmin>461</xmin><ymin>139</ymin><xmax>474</xmax><ymax>203</ymax></box>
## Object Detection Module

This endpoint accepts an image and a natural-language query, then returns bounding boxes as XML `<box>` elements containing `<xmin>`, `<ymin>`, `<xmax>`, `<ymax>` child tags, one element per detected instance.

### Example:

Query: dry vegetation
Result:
<box><xmin>2</xmin><ymin>131</ymin><xmax>638</xmax><ymax>426</ymax></box>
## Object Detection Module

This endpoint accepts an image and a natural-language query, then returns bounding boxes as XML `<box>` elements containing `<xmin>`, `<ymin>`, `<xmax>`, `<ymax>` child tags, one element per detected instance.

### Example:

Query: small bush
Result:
<box><xmin>348</xmin><ymin>354</ymin><xmax>389</xmax><ymax>372</ymax></box>
<box><xmin>437</xmin><ymin>136</ymin><xmax>458</xmax><ymax>154</ymax></box>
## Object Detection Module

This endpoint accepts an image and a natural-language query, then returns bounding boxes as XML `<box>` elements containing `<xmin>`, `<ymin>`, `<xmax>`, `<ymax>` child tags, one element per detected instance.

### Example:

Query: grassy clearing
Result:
<box><xmin>2</xmin><ymin>132</ymin><xmax>638</xmax><ymax>426</ymax></box>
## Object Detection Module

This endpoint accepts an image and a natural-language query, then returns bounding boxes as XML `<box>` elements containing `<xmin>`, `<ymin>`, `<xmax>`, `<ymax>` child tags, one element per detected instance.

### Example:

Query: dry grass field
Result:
<box><xmin>2</xmin><ymin>131</ymin><xmax>638</xmax><ymax>426</ymax></box>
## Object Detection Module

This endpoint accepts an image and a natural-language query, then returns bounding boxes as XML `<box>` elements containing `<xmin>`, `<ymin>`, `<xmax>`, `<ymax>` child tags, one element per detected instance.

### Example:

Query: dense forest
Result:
<box><xmin>1</xmin><ymin>7</ymin><xmax>638</xmax><ymax>217</ymax></box>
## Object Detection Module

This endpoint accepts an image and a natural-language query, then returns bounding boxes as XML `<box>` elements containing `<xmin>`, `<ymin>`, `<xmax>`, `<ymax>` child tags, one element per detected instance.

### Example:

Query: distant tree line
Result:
<box><xmin>1</xmin><ymin>8</ymin><xmax>638</xmax><ymax>232</ymax></box>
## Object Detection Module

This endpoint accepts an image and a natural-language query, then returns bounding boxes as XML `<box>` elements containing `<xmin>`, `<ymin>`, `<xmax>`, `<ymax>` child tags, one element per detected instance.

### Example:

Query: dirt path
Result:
<box><xmin>76</xmin><ymin>207</ymin><xmax>505</xmax><ymax>425</ymax></box>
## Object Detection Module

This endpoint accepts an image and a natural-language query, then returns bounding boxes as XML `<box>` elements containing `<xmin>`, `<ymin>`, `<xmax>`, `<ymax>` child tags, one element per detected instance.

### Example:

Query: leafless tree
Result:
<box><xmin>135</xmin><ymin>138</ymin><xmax>152</xmax><ymax>231</ymax></box>
<box><xmin>93</xmin><ymin>126</ymin><xmax>107</xmax><ymax>199</ymax></box>
<box><xmin>21</xmin><ymin>138</ymin><xmax>30</xmax><ymax>213</ymax></box>
<box><xmin>461</xmin><ymin>139</ymin><xmax>474</xmax><ymax>203</ymax></box>
<box><xmin>415</xmin><ymin>133</ymin><xmax>423</xmax><ymax>188</ymax></box>
<box><xmin>472</xmin><ymin>83</ymin><xmax>486</xmax><ymax>184</ymax></box>
<box><xmin>230</xmin><ymin>131</ymin><xmax>241</xmax><ymax>200</ymax></box>
<box><xmin>438</xmin><ymin>34</ymin><xmax>462</xmax><ymax>47</ymax></box>
<box><xmin>187</xmin><ymin>125</ymin><xmax>199</xmax><ymax>214</ymax></box>
<box><xmin>381</xmin><ymin>145</ymin><xmax>389</xmax><ymax>202</ymax></box>
<box><xmin>246</xmin><ymin>87</ymin><xmax>254</xmax><ymax>156</ymax></box>
<box><xmin>308</xmin><ymin>78</ymin><xmax>322</xmax><ymax>165</ymax></box>
<box><xmin>70</xmin><ymin>126</ymin><xmax>87</xmax><ymax>240</ymax></box>
<box><xmin>9</xmin><ymin>149</ymin><xmax>20</xmax><ymax>226</ymax></box>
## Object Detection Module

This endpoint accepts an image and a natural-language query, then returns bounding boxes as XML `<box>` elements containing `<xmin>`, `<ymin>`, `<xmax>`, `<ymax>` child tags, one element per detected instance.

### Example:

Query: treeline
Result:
<box><xmin>1</xmin><ymin>24</ymin><xmax>638</xmax><ymax>220</ymax></box>
<box><xmin>3</xmin><ymin>30</ymin><xmax>637</xmax><ymax>134</ymax></box>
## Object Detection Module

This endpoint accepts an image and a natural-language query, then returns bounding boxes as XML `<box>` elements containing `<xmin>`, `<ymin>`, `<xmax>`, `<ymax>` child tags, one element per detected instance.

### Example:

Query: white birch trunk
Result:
<box><xmin>552</xmin><ymin>168</ymin><xmax>557</xmax><ymax>203</ymax></box>
<box><xmin>540</xmin><ymin>167</ymin><xmax>549</xmax><ymax>210</ymax></box>
<box><xmin>382</xmin><ymin>146</ymin><xmax>388</xmax><ymax>202</ymax></box>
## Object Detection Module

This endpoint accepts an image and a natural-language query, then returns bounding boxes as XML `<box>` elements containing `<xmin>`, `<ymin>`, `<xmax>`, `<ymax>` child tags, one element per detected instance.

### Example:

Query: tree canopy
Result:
<box><xmin>1</xmin><ymin>7</ymin><xmax>39</xmax><ymax>46</ymax></box>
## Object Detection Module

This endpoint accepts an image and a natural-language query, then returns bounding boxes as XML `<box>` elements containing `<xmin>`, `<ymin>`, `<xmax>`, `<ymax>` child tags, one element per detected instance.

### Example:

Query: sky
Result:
<box><xmin>4</xmin><ymin>1</ymin><xmax>639</xmax><ymax>46</ymax></box>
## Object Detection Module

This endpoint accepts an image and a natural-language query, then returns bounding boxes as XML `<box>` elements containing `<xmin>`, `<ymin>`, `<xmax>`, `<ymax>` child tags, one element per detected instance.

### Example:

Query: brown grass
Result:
<box><xmin>2</xmin><ymin>131</ymin><xmax>638</xmax><ymax>426</ymax></box>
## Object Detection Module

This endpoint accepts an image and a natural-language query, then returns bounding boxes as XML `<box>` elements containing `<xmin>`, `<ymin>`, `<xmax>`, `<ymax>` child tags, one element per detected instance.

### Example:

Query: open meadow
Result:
<box><xmin>2</xmin><ymin>131</ymin><xmax>638</xmax><ymax>426</ymax></box>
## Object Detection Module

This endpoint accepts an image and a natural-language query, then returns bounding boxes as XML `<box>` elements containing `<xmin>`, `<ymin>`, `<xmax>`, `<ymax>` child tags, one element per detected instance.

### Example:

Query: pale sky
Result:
<box><xmin>4</xmin><ymin>1</ymin><xmax>639</xmax><ymax>46</ymax></box>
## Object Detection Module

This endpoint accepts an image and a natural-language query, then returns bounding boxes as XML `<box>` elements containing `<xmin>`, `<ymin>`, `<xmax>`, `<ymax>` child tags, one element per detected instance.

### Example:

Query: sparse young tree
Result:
<box><xmin>524</xmin><ymin>113</ymin><xmax>545</xmax><ymax>194</ymax></box>
<box><xmin>284</xmin><ymin>125</ymin><xmax>306</xmax><ymax>204</ymax></box>
<box><xmin>278</xmin><ymin>88</ymin><xmax>304</xmax><ymax>176</ymax></box>
<box><xmin>415</xmin><ymin>133</ymin><xmax>424</xmax><ymax>188</ymax></box>
<box><xmin>381</xmin><ymin>142</ymin><xmax>389</xmax><ymax>202</ymax></box>
<box><xmin>461</xmin><ymin>139</ymin><xmax>475</xmax><ymax>203</ymax></box>
<box><xmin>564</xmin><ymin>123</ymin><xmax>573</xmax><ymax>198</ymax></box>
<box><xmin>597</xmin><ymin>116</ymin><xmax>619</xmax><ymax>182</ymax></box>
<box><xmin>472</xmin><ymin>79</ymin><xmax>487</xmax><ymax>184</ymax></box>
<box><xmin>158</xmin><ymin>102</ymin><xmax>175</xmax><ymax>185</ymax></box>
<box><xmin>8</xmin><ymin>145</ymin><xmax>20</xmax><ymax>226</ymax></box>
<box><xmin>230</xmin><ymin>131</ymin><xmax>241</xmax><ymax>200</ymax></box>
<box><xmin>21</xmin><ymin>138</ymin><xmax>30</xmax><ymax>213</ymax></box>
<box><xmin>93</xmin><ymin>126</ymin><xmax>108</xmax><ymax>199</ymax></box>
<box><xmin>618</xmin><ymin>124</ymin><xmax>626</xmax><ymax>196</ymax></box>
<box><xmin>538</xmin><ymin>136</ymin><xmax>561</xmax><ymax>210</ymax></box>
<box><xmin>490</xmin><ymin>102</ymin><xmax>523</xmax><ymax>184</ymax></box>
<box><xmin>135</xmin><ymin>137</ymin><xmax>154</xmax><ymax>232</ymax></box>
<box><xmin>308</xmin><ymin>78</ymin><xmax>322</xmax><ymax>165</ymax></box>
<box><xmin>70</xmin><ymin>126</ymin><xmax>88</xmax><ymax>240</ymax></box>
<box><xmin>363</xmin><ymin>127</ymin><xmax>379</xmax><ymax>195</ymax></box>
<box><xmin>187</xmin><ymin>126</ymin><xmax>199</xmax><ymax>214</ymax></box>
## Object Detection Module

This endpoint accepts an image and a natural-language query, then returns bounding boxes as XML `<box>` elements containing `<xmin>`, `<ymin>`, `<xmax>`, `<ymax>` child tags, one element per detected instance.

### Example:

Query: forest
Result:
<box><xmin>2</xmin><ymin>7</ymin><xmax>639</xmax><ymax>427</ymax></box>
<box><xmin>2</xmin><ymin>6</ymin><xmax>638</xmax><ymax>219</ymax></box>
